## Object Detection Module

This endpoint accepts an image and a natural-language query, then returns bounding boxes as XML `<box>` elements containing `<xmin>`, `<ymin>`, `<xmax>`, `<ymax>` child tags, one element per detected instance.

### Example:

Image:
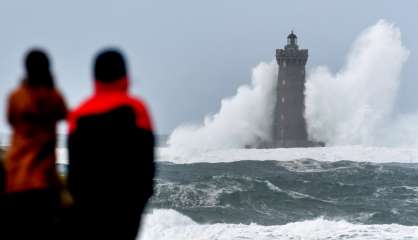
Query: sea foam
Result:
<box><xmin>305</xmin><ymin>19</ymin><xmax>410</xmax><ymax>146</ymax></box>
<box><xmin>159</xmin><ymin>145</ymin><xmax>418</xmax><ymax>164</ymax></box>
<box><xmin>138</xmin><ymin>209</ymin><xmax>418</xmax><ymax>240</ymax></box>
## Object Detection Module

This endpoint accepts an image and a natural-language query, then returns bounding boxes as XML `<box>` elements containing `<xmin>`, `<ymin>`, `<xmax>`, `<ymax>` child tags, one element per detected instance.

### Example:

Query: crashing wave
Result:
<box><xmin>138</xmin><ymin>209</ymin><xmax>418</xmax><ymax>240</ymax></box>
<box><xmin>158</xmin><ymin>145</ymin><xmax>418</xmax><ymax>164</ymax></box>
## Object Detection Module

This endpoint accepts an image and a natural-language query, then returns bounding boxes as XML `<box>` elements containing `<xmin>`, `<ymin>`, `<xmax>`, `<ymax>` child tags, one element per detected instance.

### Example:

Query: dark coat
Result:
<box><xmin>67</xmin><ymin>77</ymin><xmax>155</xmax><ymax>239</ymax></box>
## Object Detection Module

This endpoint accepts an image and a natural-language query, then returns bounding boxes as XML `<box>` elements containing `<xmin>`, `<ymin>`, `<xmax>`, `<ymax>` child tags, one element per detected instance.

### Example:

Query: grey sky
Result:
<box><xmin>1</xmin><ymin>0</ymin><xmax>417</xmax><ymax>135</ymax></box>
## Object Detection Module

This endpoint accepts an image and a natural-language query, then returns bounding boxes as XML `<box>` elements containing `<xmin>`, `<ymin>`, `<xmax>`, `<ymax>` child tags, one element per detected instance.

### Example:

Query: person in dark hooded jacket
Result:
<box><xmin>67</xmin><ymin>49</ymin><xmax>155</xmax><ymax>239</ymax></box>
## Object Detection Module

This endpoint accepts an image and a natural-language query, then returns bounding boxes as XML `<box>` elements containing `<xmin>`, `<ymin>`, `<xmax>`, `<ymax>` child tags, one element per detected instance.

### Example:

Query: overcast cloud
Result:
<box><xmin>1</xmin><ymin>0</ymin><xmax>417</xmax><ymax>136</ymax></box>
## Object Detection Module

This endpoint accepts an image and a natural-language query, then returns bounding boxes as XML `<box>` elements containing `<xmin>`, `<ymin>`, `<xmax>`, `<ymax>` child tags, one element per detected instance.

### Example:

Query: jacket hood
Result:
<box><xmin>94</xmin><ymin>76</ymin><xmax>129</xmax><ymax>95</ymax></box>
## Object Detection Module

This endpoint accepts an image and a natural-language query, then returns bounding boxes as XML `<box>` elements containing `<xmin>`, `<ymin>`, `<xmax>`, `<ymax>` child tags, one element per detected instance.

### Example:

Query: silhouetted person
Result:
<box><xmin>0</xmin><ymin>147</ymin><xmax>5</xmax><ymax>194</ymax></box>
<box><xmin>67</xmin><ymin>49</ymin><xmax>155</xmax><ymax>239</ymax></box>
<box><xmin>1</xmin><ymin>49</ymin><xmax>67</xmax><ymax>239</ymax></box>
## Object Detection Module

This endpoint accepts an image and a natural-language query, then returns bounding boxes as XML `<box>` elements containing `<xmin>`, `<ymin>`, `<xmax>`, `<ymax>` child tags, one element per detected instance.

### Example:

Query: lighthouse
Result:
<box><xmin>272</xmin><ymin>31</ymin><xmax>319</xmax><ymax>147</ymax></box>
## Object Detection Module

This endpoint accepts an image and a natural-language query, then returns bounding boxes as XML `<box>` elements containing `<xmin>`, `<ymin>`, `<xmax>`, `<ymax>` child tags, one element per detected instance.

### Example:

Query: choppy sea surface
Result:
<box><xmin>137</xmin><ymin>147</ymin><xmax>418</xmax><ymax>240</ymax></box>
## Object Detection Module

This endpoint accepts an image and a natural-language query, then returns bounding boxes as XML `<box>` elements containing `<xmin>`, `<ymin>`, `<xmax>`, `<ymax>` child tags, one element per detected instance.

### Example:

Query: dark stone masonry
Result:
<box><xmin>271</xmin><ymin>32</ymin><xmax>322</xmax><ymax>148</ymax></box>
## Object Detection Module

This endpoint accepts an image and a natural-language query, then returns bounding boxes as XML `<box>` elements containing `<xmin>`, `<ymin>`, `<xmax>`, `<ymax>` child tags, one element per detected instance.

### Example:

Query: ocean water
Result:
<box><xmin>56</xmin><ymin>146</ymin><xmax>418</xmax><ymax>239</ymax></box>
<box><xmin>136</xmin><ymin>147</ymin><xmax>418</xmax><ymax>240</ymax></box>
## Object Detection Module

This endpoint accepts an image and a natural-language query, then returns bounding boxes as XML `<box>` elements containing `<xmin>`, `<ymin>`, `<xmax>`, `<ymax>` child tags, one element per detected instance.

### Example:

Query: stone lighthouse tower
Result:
<box><xmin>272</xmin><ymin>31</ymin><xmax>314</xmax><ymax>147</ymax></box>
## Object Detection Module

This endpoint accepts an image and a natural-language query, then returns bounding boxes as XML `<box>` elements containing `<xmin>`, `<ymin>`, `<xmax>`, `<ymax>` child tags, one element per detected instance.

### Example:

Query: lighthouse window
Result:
<box><xmin>282</xmin><ymin>79</ymin><xmax>286</xmax><ymax>85</ymax></box>
<box><xmin>281</xmin><ymin>97</ymin><xmax>285</xmax><ymax>103</ymax></box>
<box><xmin>281</xmin><ymin>114</ymin><xmax>284</xmax><ymax>120</ymax></box>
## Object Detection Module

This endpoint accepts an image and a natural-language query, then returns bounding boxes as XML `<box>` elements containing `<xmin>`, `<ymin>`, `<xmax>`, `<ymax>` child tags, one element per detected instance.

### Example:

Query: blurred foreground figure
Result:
<box><xmin>1</xmin><ymin>49</ymin><xmax>67</xmax><ymax>239</ymax></box>
<box><xmin>67</xmin><ymin>49</ymin><xmax>155</xmax><ymax>239</ymax></box>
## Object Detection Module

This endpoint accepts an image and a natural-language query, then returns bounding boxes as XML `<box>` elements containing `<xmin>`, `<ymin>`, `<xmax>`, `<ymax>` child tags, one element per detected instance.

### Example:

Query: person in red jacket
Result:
<box><xmin>67</xmin><ymin>49</ymin><xmax>155</xmax><ymax>239</ymax></box>
<box><xmin>2</xmin><ymin>49</ymin><xmax>67</xmax><ymax>239</ymax></box>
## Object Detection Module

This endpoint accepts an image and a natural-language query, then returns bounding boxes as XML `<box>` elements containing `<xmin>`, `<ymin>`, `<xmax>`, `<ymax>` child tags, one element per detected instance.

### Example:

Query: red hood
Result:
<box><xmin>94</xmin><ymin>76</ymin><xmax>129</xmax><ymax>95</ymax></box>
<box><xmin>68</xmin><ymin>75</ymin><xmax>153</xmax><ymax>134</ymax></box>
